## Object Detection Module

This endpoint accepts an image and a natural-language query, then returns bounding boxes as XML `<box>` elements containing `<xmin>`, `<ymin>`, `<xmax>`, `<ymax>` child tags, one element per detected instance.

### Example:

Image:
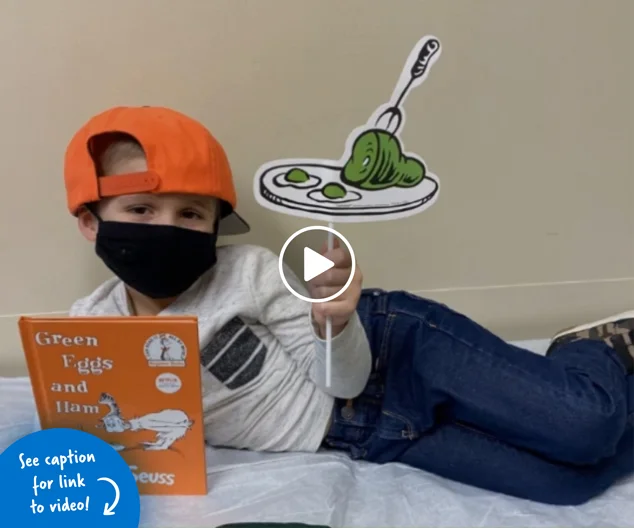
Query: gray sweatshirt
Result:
<box><xmin>69</xmin><ymin>243</ymin><xmax>372</xmax><ymax>452</ymax></box>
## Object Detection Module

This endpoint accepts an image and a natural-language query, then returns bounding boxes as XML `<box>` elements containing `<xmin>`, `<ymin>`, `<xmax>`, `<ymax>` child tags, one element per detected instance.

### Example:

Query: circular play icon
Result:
<box><xmin>279</xmin><ymin>226</ymin><xmax>356</xmax><ymax>303</ymax></box>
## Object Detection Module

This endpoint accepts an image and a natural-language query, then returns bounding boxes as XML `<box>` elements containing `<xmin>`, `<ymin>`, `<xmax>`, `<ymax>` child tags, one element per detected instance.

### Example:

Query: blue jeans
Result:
<box><xmin>323</xmin><ymin>289</ymin><xmax>634</xmax><ymax>505</ymax></box>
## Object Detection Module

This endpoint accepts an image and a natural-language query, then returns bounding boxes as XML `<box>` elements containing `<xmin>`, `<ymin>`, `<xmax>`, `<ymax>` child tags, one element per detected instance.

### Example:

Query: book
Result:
<box><xmin>18</xmin><ymin>315</ymin><xmax>208</xmax><ymax>496</ymax></box>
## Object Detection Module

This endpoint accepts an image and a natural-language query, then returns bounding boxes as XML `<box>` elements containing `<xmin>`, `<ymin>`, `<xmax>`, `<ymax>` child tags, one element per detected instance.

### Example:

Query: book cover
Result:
<box><xmin>18</xmin><ymin>315</ymin><xmax>208</xmax><ymax>496</ymax></box>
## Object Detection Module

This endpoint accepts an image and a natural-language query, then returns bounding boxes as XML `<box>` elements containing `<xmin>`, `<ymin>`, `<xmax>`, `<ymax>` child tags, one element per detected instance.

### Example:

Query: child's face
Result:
<box><xmin>78</xmin><ymin>193</ymin><xmax>218</xmax><ymax>242</ymax></box>
<box><xmin>77</xmin><ymin>156</ymin><xmax>219</xmax><ymax>241</ymax></box>
<box><xmin>98</xmin><ymin>192</ymin><xmax>218</xmax><ymax>232</ymax></box>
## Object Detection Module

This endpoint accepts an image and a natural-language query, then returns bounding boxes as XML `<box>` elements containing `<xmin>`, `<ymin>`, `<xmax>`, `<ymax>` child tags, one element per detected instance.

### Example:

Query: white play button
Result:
<box><xmin>278</xmin><ymin>226</ymin><xmax>356</xmax><ymax>304</ymax></box>
<box><xmin>303</xmin><ymin>247</ymin><xmax>335</xmax><ymax>282</ymax></box>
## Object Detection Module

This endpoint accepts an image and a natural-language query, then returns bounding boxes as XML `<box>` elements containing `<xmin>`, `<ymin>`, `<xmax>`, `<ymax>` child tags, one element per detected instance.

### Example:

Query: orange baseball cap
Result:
<box><xmin>64</xmin><ymin>106</ymin><xmax>249</xmax><ymax>236</ymax></box>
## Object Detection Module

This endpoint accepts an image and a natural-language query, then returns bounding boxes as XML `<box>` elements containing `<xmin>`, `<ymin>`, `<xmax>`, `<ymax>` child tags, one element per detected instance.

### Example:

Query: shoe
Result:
<box><xmin>547</xmin><ymin>311</ymin><xmax>634</xmax><ymax>374</ymax></box>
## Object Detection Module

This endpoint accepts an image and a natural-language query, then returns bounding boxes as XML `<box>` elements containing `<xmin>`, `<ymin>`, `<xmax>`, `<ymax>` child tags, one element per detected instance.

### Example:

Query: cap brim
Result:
<box><xmin>218</xmin><ymin>210</ymin><xmax>250</xmax><ymax>236</ymax></box>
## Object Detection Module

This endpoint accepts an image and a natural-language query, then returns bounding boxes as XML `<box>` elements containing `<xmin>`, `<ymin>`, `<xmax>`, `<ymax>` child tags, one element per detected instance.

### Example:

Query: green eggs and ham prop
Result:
<box><xmin>253</xmin><ymin>36</ymin><xmax>442</xmax><ymax>386</ymax></box>
<box><xmin>254</xmin><ymin>36</ymin><xmax>441</xmax><ymax>222</ymax></box>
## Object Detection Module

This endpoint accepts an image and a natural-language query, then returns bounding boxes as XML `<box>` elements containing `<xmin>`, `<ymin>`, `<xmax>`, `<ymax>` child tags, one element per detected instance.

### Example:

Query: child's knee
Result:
<box><xmin>556</xmin><ymin>406</ymin><xmax>626</xmax><ymax>465</ymax></box>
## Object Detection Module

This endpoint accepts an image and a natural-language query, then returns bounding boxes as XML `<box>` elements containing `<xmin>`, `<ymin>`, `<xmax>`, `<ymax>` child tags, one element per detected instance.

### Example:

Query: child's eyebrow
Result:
<box><xmin>119</xmin><ymin>193</ymin><xmax>152</xmax><ymax>203</ymax></box>
<box><xmin>190</xmin><ymin>199</ymin><xmax>215</xmax><ymax>211</ymax></box>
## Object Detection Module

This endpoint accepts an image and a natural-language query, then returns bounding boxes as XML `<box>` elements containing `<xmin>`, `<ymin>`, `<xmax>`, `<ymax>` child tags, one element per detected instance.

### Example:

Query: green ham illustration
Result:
<box><xmin>341</xmin><ymin>129</ymin><xmax>425</xmax><ymax>190</ymax></box>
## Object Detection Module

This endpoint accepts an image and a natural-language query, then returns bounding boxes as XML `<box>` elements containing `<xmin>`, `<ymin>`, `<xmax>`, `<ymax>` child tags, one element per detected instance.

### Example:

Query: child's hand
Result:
<box><xmin>308</xmin><ymin>237</ymin><xmax>363</xmax><ymax>338</ymax></box>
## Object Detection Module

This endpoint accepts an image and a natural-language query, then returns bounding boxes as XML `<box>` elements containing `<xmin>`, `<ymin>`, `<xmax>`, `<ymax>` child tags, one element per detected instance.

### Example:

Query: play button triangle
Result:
<box><xmin>303</xmin><ymin>247</ymin><xmax>335</xmax><ymax>282</ymax></box>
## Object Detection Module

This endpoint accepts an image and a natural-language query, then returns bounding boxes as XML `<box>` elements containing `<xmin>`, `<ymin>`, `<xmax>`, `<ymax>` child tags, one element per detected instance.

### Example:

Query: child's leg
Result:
<box><xmin>325</xmin><ymin>375</ymin><xmax>632</xmax><ymax>505</ymax></box>
<box><xmin>357</xmin><ymin>289</ymin><xmax>631</xmax><ymax>467</ymax></box>
<box><xmin>395</xmin><ymin>420</ymin><xmax>634</xmax><ymax>505</ymax></box>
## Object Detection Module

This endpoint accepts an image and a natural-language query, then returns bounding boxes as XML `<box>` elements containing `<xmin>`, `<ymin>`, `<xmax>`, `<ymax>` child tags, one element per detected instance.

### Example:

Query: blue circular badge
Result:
<box><xmin>0</xmin><ymin>428</ymin><xmax>140</xmax><ymax>527</ymax></box>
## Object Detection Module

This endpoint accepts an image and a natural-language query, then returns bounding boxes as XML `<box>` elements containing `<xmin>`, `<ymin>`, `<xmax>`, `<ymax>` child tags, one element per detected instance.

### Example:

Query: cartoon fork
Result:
<box><xmin>375</xmin><ymin>38</ymin><xmax>441</xmax><ymax>134</ymax></box>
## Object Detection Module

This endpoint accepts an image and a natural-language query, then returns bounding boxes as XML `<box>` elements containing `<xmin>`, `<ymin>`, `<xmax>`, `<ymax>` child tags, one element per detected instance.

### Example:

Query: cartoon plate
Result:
<box><xmin>258</xmin><ymin>161</ymin><xmax>438</xmax><ymax>218</ymax></box>
<box><xmin>254</xmin><ymin>35</ymin><xmax>442</xmax><ymax>223</ymax></box>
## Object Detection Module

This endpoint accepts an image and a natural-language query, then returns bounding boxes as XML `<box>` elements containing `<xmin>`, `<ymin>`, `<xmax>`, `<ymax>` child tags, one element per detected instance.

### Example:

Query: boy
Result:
<box><xmin>64</xmin><ymin>106</ymin><xmax>633</xmax><ymax>506</ymax></box>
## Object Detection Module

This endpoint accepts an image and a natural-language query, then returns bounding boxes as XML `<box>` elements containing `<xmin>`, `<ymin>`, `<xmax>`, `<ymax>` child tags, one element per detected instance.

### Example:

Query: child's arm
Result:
<box><xmin>249</xmin><ymin>247</ymin><xmax>372</xmax><ymax>399</ymax></box>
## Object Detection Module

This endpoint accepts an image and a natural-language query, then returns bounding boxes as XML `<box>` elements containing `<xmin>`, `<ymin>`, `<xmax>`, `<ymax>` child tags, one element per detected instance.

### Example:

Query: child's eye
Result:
<box><xmin>182</xmin><ymin>210</ymin><xmax>204</xmax><ymax>220</ymax></box>
<box><xmin>129</xmin><ymin>206</ymin><xmax>150</xmax><ymax>215</ymax></box>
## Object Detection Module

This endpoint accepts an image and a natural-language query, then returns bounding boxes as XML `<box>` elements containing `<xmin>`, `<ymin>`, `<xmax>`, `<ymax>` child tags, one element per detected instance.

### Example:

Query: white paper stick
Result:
<box><xmin>325</xmin><ymin>221</ymin><xmax>334</xmax><ymax>388</ymax></box>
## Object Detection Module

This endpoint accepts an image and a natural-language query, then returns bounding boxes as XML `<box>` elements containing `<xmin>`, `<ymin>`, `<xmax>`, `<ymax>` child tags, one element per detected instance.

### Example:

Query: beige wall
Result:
<box><xmin>1</xmin><ymin>0</ymin><xmax>632</xmax><ymax>376</ymax></box>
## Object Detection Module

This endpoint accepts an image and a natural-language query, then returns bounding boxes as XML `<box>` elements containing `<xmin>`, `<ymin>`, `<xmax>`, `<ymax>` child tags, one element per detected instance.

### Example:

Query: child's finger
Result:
<box><xmin>320</xmin><ymin>235</ymin><xmax>342</xmax><ymax>254</ymax></box>
<box><xmin>322</xmin><ymin>247</ymin><xmax>350</xmax><ymax>268</ymax></box>
<box><xmin>309</xmin><ymin>285</ymin><xmax>342</xmax><ymax>300</ymax></box>
<box><xmin>313</xmin><ymin>299</ymin><xmax>355</xmax><ymax>321</ymax></box>
<box><xmin>309</xmin><ymin>268</ymin><xmax>350</xmax><ymax>288</ymax></box>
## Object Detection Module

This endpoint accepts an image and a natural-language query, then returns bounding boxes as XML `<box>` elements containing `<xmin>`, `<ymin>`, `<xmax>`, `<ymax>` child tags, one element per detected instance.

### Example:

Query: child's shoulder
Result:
<box><xmin>68</xmin><ymin>244</ymin><xmax>279</xmax><ymax>316</ymax></box>
<box><xmin>68</xmin><ymin>276</ymin><xmax>124</xmax><ymax>316</ymax></box>
<box><xmin>216</xmin><ymin>243</ymin><xmax>279</xmax><ymax>267</ymax></box>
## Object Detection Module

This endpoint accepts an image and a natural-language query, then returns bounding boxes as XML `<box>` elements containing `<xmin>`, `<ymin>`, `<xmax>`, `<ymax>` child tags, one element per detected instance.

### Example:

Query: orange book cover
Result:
<box><xmin>18</xmin><ymin>315</ymin><xmax>208</xmax><ymax>496</ymax></box>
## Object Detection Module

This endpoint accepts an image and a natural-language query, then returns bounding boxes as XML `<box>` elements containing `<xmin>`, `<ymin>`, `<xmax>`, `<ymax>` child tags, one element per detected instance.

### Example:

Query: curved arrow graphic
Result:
<box><xmin>97</xmin><ymin>477</ymin><xmax>120</xmax><ymax>516</ymax></box>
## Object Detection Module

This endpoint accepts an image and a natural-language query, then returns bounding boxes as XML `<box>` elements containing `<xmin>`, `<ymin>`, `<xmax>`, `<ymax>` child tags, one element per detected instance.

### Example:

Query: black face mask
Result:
<box><xmin>94</xmin><ymin>220</ymin><xmax>218</xmax><ymax>299</ymax></box>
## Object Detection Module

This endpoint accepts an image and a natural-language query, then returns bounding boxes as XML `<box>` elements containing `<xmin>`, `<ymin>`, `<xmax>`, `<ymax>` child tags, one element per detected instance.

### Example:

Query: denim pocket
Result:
<box><xmin>377</xmin><ymin>409</ymin><xmax>418</xmax><ymax>440</ymax></box>
<box><xmin>332</xmin><ymin>395</ymin><xmax>381</xmax><ymax>428</ymax></box>
<box><xmin>362</xmin><ymin>371</ymin><xmax>384</xmax><ymax>400</ymax></box>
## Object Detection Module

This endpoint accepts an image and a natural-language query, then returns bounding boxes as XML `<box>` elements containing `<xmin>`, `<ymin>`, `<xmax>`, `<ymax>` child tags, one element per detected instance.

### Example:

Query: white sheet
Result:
<box><xmin>1</xmin><ymin>339</ymin><xmax>631</xmax><ymax>527</ymax></box>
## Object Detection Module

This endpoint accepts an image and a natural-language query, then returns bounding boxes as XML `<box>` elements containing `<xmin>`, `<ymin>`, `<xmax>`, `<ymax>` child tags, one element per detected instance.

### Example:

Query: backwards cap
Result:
<box><xmin>64</xmin><ymin>106</ymin><xmax>249</xmax><ymax>236</ymax></box>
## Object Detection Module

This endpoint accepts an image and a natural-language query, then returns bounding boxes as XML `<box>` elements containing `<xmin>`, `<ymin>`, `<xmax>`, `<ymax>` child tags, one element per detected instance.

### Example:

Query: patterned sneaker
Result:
<box><xmin>547</xmin><ymin>311</ymin><xmax>634</xmax><ymax>374</ymax></box>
